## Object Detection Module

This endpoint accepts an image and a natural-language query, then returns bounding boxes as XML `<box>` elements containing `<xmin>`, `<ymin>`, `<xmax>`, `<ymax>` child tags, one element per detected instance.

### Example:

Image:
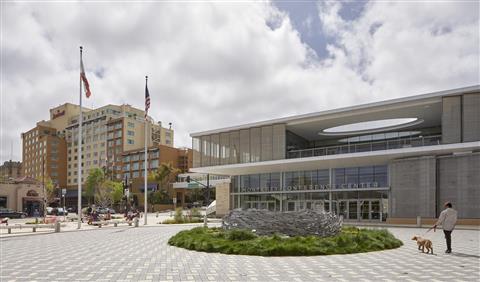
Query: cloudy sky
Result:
<box><xmin>1</xmin><ymin>0</ymin><xmax>479</xmax><ymax>162</ymax></box>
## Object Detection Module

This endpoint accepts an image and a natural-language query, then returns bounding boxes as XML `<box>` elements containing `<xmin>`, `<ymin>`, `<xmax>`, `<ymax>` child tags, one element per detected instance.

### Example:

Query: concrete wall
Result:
<box><xmin>442</xmin><ymin>96</ymin><xmax>462</xmax><ymax>144</ymax></box>
<box><xmin>438</xmin><ymin>153</ymin><xmax>480</xmax><ymax>218</ymax></box>
<box><xmin>390</xmin><ymin>156</ymin><xmax>436</xmax><ymax>218</ymax></box>
<box><xmin>462</xmin><ymin>93</ymin><xmax>480</xmax><ymax>142</ymax></box>
<box><xmin>215</xmin><ymin>182</ymin><xmax>230</xmax><ymax>217</ymax></box>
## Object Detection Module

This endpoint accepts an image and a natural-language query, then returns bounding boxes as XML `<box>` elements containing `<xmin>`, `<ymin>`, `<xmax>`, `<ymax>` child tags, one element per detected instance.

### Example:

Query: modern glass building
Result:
<box><xmin>190</xmin><ymin>86</ymin><xmax>480</xmax><ymax>224</ymax></box>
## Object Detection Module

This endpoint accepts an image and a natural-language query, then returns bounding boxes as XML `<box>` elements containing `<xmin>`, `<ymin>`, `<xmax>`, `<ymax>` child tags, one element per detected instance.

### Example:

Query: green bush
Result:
<box><xmin>162</xmin><ymin>217</ymin><xmax>203</xmax><ymax>224</ymax></box>
<box><xmin>190</xmin><ymin>208</ymin><xmax>201</xmax><ymax>218</ymax></box>
<box><xmin>168</xmin><ymin>227</ymin><xmax>403</xmax><ymax>256</ymax></box>
<box><xmin>174</xmin><ymin>208</ymin><xmax>183</xmax><ymax>222</ymax></box>
<box><xmin>226</xmin><ymin>229</ymin><xmax>257</xmax><ymax>241</ymax></box>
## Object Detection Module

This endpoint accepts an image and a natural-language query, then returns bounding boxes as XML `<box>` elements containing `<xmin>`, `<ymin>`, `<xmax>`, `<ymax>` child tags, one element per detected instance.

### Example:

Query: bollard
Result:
<box><xmin>33</xmin><ymin>227</ymin><xmax>36</xmax><ymax>232</ymax></box>
<box><xmin>416</xmin><ymin>216</ymin><xmax>421</xmax><ymax>227</ymax></box>
<box><xmin>134</xmin><ymin>217</ymin><xmax>139</xmax><ymax>227</ymax></box>
<box><xmin>55</xmin><ymin>222</ymin><xmax>61</xmax><ymax>233</ymax></box>
<box><xmin>8</xmin><ymin>228</ymin><xmax>11</xmax><ymax>234</ymax></box>
<box><xmin>114</xmin><ymin>222</ymin><xmax>118</xmax><ymax>227</ymax></box>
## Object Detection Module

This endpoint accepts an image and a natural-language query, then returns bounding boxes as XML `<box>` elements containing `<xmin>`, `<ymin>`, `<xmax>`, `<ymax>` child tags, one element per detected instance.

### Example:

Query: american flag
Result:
<box><xmin>145</xmin><ymin>79</ymin><xmax>150</xmax><ymax>119</ymax></box>
<box><xmin>80</xmin><ymin>56</ymin><xmax>91</xmax><ymax>98</ymax></box>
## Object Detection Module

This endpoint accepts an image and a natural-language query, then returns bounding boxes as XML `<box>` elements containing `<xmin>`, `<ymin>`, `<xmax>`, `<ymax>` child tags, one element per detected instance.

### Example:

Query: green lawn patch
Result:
<box><xmin>168</xmin><ymin>226</ymin><xmax>403</xmax><ymax>256</ymax></box>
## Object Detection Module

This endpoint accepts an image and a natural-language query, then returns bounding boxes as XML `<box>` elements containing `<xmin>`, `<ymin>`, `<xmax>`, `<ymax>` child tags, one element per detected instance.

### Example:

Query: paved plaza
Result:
<box><xmin>1</xmin><ymin>224</ymin><xmax>479</xmax><ymax>281</ymax></box>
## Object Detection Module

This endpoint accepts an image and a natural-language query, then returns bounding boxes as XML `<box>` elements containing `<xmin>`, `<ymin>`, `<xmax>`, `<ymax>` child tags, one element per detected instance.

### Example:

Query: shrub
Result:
<box><xmin>168</xmin><ymin>227</ymin><xmax>403</xmax><ymax>256</ymax></box>
<box><xmin>174</xmin><ymin>208</ymin><xmax>183</xmax><ymax>222</ymax></box>
<box><xmin>190</xmin><ymin>208</ymin><xmax>201</xmax><ymax>218</ymax></box>
<box><xmin>226</xmin><ymin>229</ymin><xmax>257</xmax><ymax>241</ymax></box>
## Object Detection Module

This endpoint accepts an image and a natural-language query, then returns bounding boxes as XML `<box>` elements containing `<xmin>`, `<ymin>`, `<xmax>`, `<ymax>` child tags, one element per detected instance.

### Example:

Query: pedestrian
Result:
<box><xmin>104</xmin><ymin>210</ymin><xmax>111</xmax><ymax>221</ymax></box>
<box><xmin>432</xmin><ymin>202</ymin><xmax>458</xmax><ymax>253</ymax></box>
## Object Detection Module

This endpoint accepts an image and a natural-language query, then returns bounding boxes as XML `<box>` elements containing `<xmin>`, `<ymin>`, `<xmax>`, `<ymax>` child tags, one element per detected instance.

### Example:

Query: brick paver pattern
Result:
<box><xmin>1</xmin><ymin>225</ymin><xmax>479</xmax><ymax>281</ymax></box>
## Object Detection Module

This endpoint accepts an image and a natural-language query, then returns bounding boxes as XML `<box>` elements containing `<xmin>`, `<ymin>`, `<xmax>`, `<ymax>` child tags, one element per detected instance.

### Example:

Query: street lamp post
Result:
<box><xmin>186</xmin><ymin>174</ymin><xmax>210</xmax><ymax>227</ymax></box>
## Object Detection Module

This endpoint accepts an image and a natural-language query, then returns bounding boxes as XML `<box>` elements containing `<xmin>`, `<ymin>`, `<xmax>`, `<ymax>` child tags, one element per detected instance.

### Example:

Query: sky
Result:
<box><xmin>1</xmin><ymin>0</ymin><xmax>479</xmax><ymax>162</ymax></box>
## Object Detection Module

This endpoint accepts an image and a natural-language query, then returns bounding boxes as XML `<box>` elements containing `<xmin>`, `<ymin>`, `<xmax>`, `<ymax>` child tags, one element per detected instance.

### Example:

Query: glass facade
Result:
<box><xmin>192</xmin><ymin>124</ymin><xmax>286</xmax><ymax>168</ymax></box>
<box><xmin>231</xmin><ymin>165</ymin><xmax>389</xmax><ymax>221</ymax></box>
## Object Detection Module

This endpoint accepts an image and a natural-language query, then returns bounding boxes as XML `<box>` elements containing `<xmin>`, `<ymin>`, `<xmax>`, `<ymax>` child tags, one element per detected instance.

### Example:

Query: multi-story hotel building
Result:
<box><xmin>190</xmin><ymin>86</ymin><xmax>480</xmax><ymax>224</ymax></box>
<box><xmin>121</xmin><ymin>145</ymin><xmax>193</xmax><ymax>206</ymax></box>
<box><xmin>22</xmin><ymin>103</ymin><xmax>83</xmax><ymax>187</ymax></box>
<box><xmin>64</xmin><ymin>104</ymin><xmax>173</xmax><ymax>187</ymax></box>
<box><xmin>22</xmin><ymin>103</ymin><xmax>174</xmax><ymax>199</ymax></box>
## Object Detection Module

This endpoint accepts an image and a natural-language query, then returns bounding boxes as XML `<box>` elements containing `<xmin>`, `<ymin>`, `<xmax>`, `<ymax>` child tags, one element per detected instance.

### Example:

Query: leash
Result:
<box><xmin>422</xmin><ymin>227</ymin><xmax>433</xmax><ymax>237</ymax></box>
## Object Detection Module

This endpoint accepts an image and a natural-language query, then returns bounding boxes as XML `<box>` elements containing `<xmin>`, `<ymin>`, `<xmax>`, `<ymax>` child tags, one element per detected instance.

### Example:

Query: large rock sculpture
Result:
<box><xmin>222</xmin><ymin>209</ymin><xmax>342</xmax><ymax>237</ymax></box>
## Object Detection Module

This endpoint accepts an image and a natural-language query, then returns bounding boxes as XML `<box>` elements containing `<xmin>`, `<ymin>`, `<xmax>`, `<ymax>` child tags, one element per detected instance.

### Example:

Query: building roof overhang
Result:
<box><xmin>190</xmin><ymin>141</ymin><xmax>480</xmax><ymax>176</ymax></box>
<box><xmin>190</xmin><ymin>85</ymin><xmax>479</xmax><ymax>138</ymax></box>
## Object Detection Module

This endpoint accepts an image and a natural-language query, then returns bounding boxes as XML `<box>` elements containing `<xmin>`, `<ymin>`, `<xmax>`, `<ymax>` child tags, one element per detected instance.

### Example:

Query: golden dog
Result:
<box><xmin>412</xmin><ymin>235</ymin><xmax>433</xmax><ymax>254</ymax></box>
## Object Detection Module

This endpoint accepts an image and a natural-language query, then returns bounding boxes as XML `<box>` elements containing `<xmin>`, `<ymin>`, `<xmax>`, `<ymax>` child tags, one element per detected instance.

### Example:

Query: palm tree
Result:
<box><xmin>155</xmin><ymin>162</ymin><xmax>179</xmax><ymax>189</ymax></box>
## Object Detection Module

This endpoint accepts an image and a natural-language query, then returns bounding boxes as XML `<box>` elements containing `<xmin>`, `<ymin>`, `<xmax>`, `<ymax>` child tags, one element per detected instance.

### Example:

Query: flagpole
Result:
<box><xmin>77</xmin><ymin>46</ymin><xmax>83</xmax><ymax>229</ymax></box>
<box><xmin>144</xmin><ymin>75</ymin><xmax>148</xmax><ymax>225</ymax></box>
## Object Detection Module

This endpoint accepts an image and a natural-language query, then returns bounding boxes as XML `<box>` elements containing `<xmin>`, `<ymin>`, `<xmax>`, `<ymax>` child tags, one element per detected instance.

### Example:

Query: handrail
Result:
<box><xmin>287</xmin><ymin>135</ymin><xmax>442</xmax><ymax>159</ymax></box>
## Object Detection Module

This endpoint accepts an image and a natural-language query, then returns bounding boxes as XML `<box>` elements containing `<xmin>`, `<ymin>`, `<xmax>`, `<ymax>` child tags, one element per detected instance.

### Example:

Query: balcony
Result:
<box><xmin>287</xmin><ymin>135</ymin><xmax>442</xmax><ymax>159</ymax></box>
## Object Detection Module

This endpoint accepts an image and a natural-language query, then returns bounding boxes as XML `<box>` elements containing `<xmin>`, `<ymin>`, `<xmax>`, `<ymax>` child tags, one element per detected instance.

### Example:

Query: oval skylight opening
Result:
<box><xmin>320</xmin><ymin>118</ymin><xmax>423</xmax><ymax>136</ymax></box>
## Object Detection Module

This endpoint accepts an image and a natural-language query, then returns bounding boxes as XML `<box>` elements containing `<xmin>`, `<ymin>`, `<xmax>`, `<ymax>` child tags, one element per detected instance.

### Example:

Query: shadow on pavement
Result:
<box><xmin>450</xmin><ymin>252</ymin><xmax>480</xmax><ymax>259</ymax></box>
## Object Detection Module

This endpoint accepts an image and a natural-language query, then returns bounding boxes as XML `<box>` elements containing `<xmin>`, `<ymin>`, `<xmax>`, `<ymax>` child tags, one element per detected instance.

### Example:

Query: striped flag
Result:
<box><xmin>145</xmin><ymin>78</ymin><xmax>150</xmax><ymax>119</ymax></box>
<box><xmin>80</xmin><ymin>56</ymin><xmax>91</xmax><ymax>98</ymax></box>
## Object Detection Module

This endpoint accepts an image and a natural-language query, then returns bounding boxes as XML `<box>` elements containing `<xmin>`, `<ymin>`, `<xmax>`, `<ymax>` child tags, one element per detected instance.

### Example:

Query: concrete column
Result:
<box><xmin>442</xmin><ymin>96</ymin><xmax>462</xmax><ymax>144</ymax></box>
<box><xmin>462</xmin><ymin>93</ymin><xmax>480</xmax><ymax>142</ymax></box>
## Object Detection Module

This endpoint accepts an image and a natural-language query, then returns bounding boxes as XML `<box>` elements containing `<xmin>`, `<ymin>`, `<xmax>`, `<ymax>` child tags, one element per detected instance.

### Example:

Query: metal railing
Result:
<box><xmin>287</xmin><ymin>135</ymin><xmax>442</xmax><ymax>159</ymax></box>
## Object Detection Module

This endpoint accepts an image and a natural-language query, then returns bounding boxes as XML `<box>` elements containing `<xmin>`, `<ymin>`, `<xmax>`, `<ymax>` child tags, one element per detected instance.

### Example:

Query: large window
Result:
<box><xmin>334</xmin><ymin>165</ymin><xmax>388</xmax><ymax>188</ymax></box>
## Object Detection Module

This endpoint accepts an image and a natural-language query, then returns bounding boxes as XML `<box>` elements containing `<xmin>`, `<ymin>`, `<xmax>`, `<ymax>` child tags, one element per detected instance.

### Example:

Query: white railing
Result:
<box><xmin>287</xmin><ymin>135</ymin><xmax>442</xmax><ymax>159</ymax></box>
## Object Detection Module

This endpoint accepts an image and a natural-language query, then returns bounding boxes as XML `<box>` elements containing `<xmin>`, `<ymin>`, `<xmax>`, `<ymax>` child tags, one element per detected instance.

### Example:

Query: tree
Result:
<box><xmin>110</xmin><ymin>181</ymin><xmax>124</xmax><ymax>205</ymax></box>
<box><xmin>155</xmin><ymin>162</ymin><xmax>179</xmax><ymax>189</ymax></box>
<box><xmin>37</xmin><ymin>175</ymin><xmax>55</xmax><ymax>205</ymax></box>
<box><xmin>85</xmin><ymin>168</ymin><xmax>104</xmax><ymax>205</ymax></box>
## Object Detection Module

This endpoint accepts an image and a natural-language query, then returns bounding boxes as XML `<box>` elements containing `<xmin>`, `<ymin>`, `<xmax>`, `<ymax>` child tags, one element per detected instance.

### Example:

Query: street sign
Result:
<box><xmin>173</xmin><ymin>197</ymin><xmax>177</xmax><ymax>204</ymax></box>
<box><xmin>62</xmin><ymin>188</ymin><xmax>67</xmax><ymax>195</ymax></box>
<box><xmin>187</xmin><ymin>183</ymin><xmax>199</xmax><ymax>189</ymax></box>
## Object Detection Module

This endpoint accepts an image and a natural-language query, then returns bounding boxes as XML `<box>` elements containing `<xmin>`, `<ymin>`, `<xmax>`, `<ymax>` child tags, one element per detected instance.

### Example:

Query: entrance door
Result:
<box><xmin>371</xmin><ymin>200</ymin><xmax>381</xmax><ymax>220</ymax></box>
<box><xmin>360</xmin><ymin>200</ymin><xmax>370</xmax><ymax>220</ymax></box>
<box><xmin>348</xmin><ymin>201</ymin><xmax>358</xmax><ymax>220</ymax></box>
<box><xmin>338</xmin><ymin>201</ymin><xmax>347</xmax><ymax>219</ymax></box>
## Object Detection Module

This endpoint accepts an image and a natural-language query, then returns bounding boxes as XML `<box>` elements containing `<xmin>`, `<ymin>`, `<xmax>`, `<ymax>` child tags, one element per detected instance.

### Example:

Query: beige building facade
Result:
<box><xmin>0</xmin><ymin>177</ymin><xmax>45</xmax><ymax>215</ymax></box>
<box><xmin>65</xmin><ymin>104</ymin><xmax>174</xmax><ymax>187</ymax></box>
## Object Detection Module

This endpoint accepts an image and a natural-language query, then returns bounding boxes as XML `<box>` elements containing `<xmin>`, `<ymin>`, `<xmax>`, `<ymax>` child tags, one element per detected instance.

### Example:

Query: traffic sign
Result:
<box><xmin>62</xmin><ymin>188</ymin><xmax>67</xmax><ymax>195</ymax></box>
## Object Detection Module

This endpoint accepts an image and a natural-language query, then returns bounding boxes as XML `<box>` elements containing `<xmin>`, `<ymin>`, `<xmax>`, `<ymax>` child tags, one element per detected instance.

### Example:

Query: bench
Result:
<box><xmin>0</xmin><ymin>223</ymin><xmax>58</xmax><ymax>234</ymax></box>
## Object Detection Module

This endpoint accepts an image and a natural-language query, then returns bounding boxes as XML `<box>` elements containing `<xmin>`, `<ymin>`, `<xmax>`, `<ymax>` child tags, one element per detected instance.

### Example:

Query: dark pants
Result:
<box><xmin>443</xmin><ymin>230</ymin><xmax>452</xmax><ymax>251</ymax></box>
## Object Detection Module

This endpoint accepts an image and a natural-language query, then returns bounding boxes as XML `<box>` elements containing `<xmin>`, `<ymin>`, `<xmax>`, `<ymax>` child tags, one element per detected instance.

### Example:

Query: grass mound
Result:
<box><xmin>168</xmin><ymin>226</ymin><xmax>403</xmax><ymax>256</ymax></box>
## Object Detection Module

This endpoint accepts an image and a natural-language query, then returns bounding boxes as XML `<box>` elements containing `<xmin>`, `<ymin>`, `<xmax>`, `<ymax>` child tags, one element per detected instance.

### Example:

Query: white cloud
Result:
<box><xmin>1</xmin><ymin>1</ymin><xmax>478</xmax><ymax>162</ymax></box>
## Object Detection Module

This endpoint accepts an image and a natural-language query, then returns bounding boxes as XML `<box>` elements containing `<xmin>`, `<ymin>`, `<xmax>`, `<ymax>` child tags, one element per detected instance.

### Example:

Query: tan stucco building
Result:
<box><xmin>0</xmin><ymin>177</ymin><xmax>45</xmax><ymax>215</ymax></box>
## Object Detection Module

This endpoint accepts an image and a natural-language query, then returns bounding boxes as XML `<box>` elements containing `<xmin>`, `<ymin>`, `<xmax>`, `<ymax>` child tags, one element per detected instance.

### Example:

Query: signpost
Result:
<box><xmin>62</xmin><ymin>188</ymin><xmax>66</xmax><ymax>221</ymax></box>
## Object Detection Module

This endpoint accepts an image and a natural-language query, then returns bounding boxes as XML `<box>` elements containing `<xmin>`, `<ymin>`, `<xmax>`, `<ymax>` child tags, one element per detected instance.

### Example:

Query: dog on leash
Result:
<box><xmin>412</xmin><ymin>235</ymin><xmax>434</xmax><ymax>254</ymax></box>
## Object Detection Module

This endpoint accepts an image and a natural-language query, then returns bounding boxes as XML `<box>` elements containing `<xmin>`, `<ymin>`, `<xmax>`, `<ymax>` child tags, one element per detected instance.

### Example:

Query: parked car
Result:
<box><xmin>0</xmin><ymin>208</ymin><xmax>27</xmax><ymax>218</ymax></box>
<box><xmin>97</xmin><ymin>207</ymin><xmax>116</xmax><ymax>214</ymax></box>
<box><xmin>46</xmin><ymin>207</ymin><xmax>68</xmax><ymax>216</ymax></box>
